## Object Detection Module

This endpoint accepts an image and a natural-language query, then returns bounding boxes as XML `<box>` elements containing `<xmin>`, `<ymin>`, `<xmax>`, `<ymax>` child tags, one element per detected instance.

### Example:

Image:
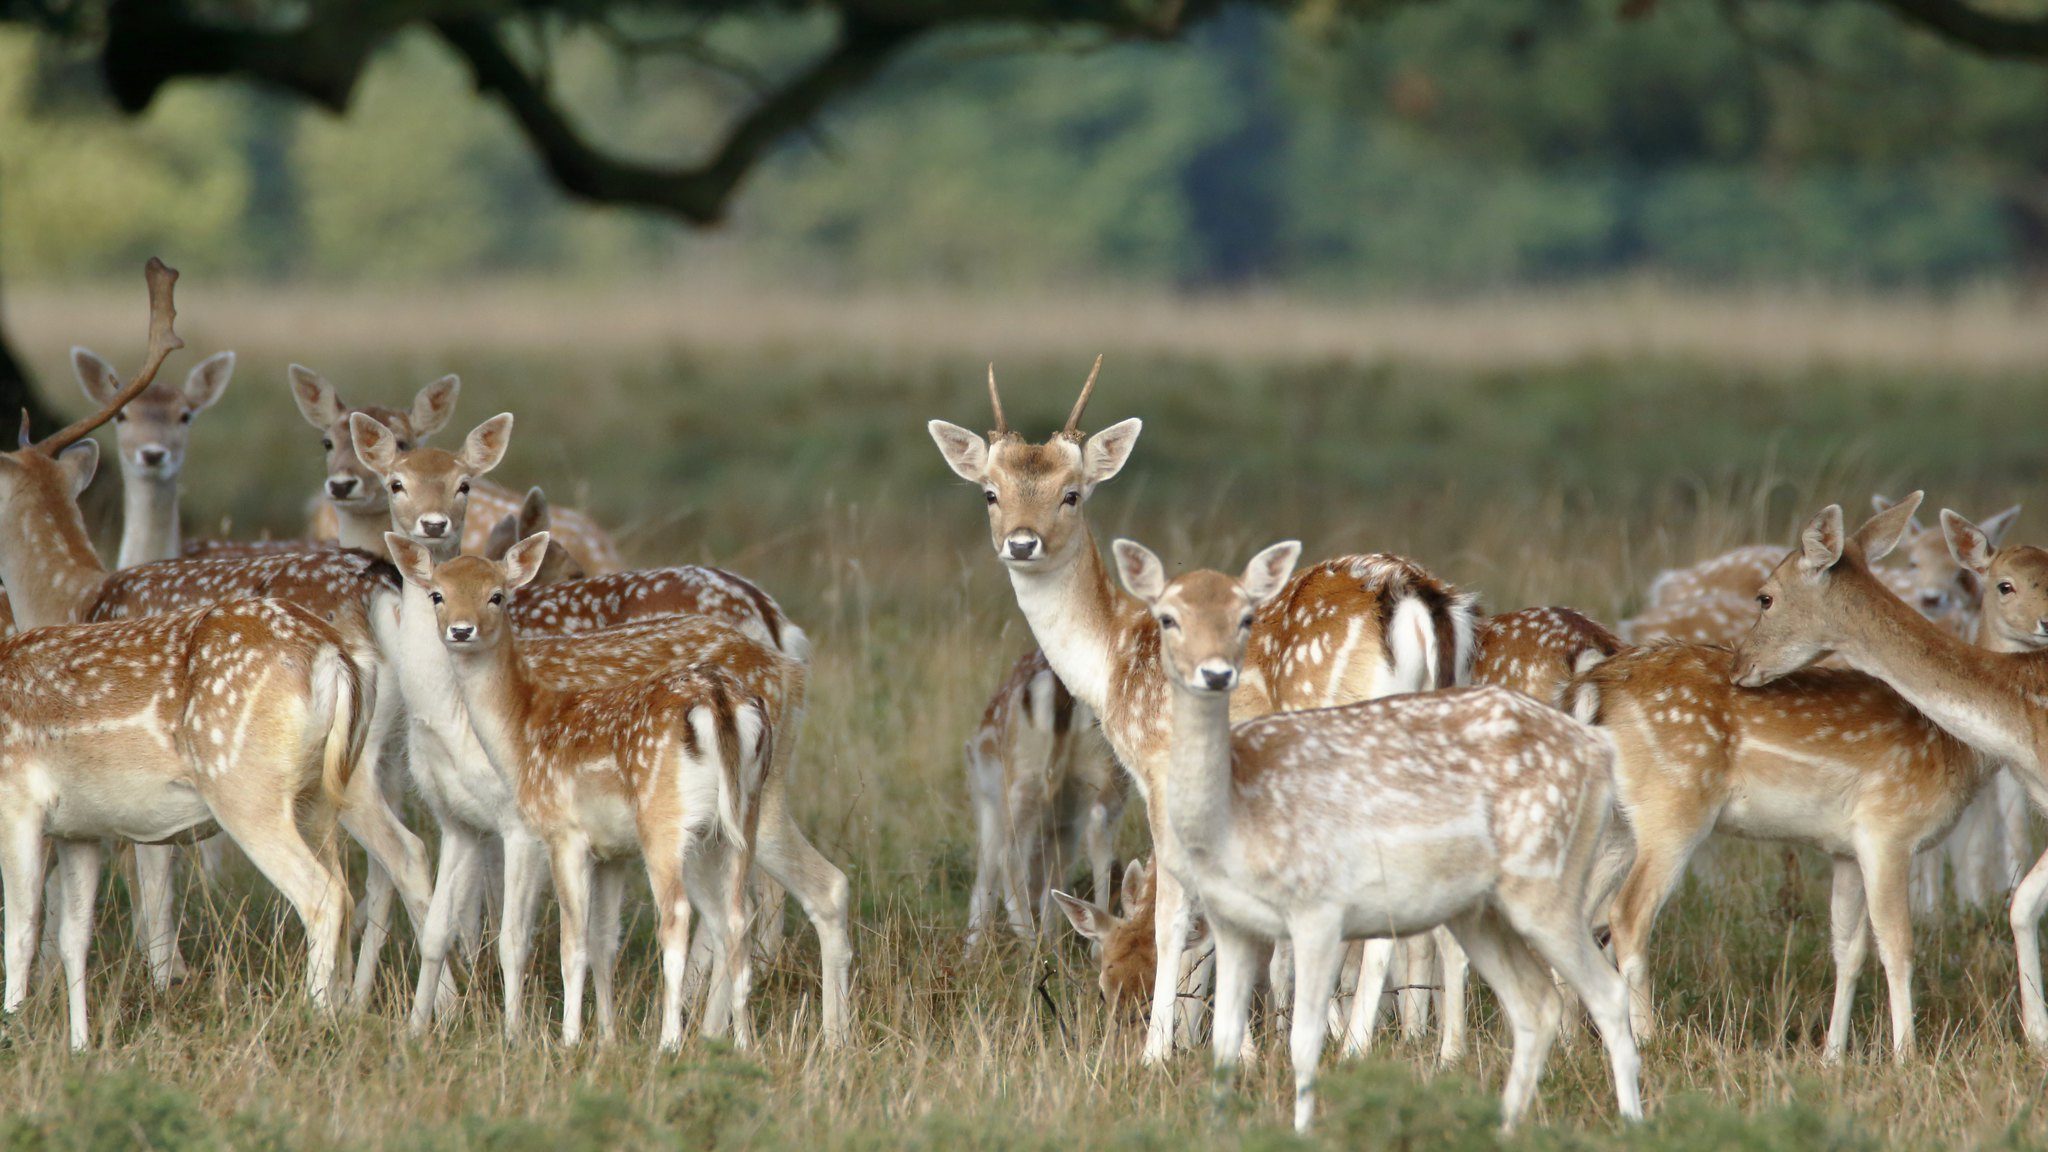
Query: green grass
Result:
<box><xmin>6</xmin><ymin>328</ymin><xmax>2048</xmax><ymax>1148</ymax></box>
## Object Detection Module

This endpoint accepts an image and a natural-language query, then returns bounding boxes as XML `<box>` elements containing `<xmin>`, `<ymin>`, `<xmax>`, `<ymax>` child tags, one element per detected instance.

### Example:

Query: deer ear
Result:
<box><xmin>1870</xmin><ymin>493</ymin><xmax>1926</xmax><ymax>536</ymax></box>
<box><xmin>384</xmin><ymin>533</ymin><xmax>435</xmax><ymax>588</ymax></box>
<box><xmin>72</xmin><ymin>348</ymin><xmax>122</xmax><ymax>406</ymax></box>
<box><xmin>1120</xmin><ymin>858</ymin><xmax>1153</xmax><ymax>913</ymax></box>
<box><xmin>517</xmin><ymin>486</ymin><xmax>551</xmax><ymax>535</ymax></box>
<box><xmin>927</xmin><ymin>420</ymin><xmax>988</xmax><ymax>483</ymax></box>
<box><xmin>181</xmin><ymin>351</ymin><xmax>234</xmax><ymax>412</ymax></box>
<box><xmin>1050</xmin><ymin>890</ymin><xmax>1116</xmax><ymax>944</ymax></box>
<box><xmin>1855</xmin><ymin>489</ymin><xmax>1922</xmax><ymax>563</ymax></box>
<box><xmin>459</xmin><ymin>414</ymin><xmax>514</xmax><ymax>475</ymax></box>
<box><xmin>1980</xmin><ymin>504</ymin><xmax>2023</xmax><ymax>547</ymax></box>
<box><xmin>288</xmin><ymin>365</ymin><xmax>345</xmax><ymax>429</ymax></box>
<box><xmin>1799</xmin><ymin>505</ymin><xmax>1846</xmax><ymax>576</ymax></box>
<box><xmin>350</xmin><ymin>412</ymin><xmax>399</xmax><ymax>476</ymax></box>
<box><xmin>1240</xmin><ymin>541</ymin><xmax>1301</xmax><ymax>606</ymax></box>
<box><xmin>501</xmin><ymin>532</ymin><xmax>550</xmax><ymax>589</ymax></box>
<box><xmin>410</xmin><ymin>375</ymin><xmax>460</xmax><ymax>438</ymax></box>
<box><xmin>1083</xmin><ymin>417</ymin><xmax>1142</xmax><ymax>492</ymax></box>
<box><xmin>1112</xmin><ymin>539</ymin><xmax>1167</xmax><ymax>603</ymax></box>
<box><xmin>1942</xmin><ymin>509</ymin><xmax>1995</xmax><ymax>576</ymax></box>
<box><xmin>55</xmin><ymin>440</ymin><xmax>98</xmax><ymax>496</ymax></box>
<box><xmin>484</xmin><ymin>513</ymin><xmax>518</xmax><ymax>561</ymax></box>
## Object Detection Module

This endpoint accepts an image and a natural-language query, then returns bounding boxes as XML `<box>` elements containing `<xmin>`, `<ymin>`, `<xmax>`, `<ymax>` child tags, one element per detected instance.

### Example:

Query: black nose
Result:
<box><xmin>448</xmin><ymin>625</ymin><xmax>474</xmax><ymax>642</ymax></box>
<box><xmin>1007</xmin><ymin>537</ymin><xmax>1038</xmax><ymax>560</ymax></box>
<box><xmin>138</xmin><ymin>447</ymin><xmax>166</xmax><ymax>465</ymax></box>
<box><xmin>419</xmin><ymin>518</ymin><xmax>448</xmax><ymax>538</ymax></box>
<box><xmin>1202</xmin><ymin>668</ymin><xmax>1234</xmax><ymax>691</ymax></box>
<box><xmin>327</xmin><ymin>478</ymin><xmax>358</xmax><ymax>498</ymax></box>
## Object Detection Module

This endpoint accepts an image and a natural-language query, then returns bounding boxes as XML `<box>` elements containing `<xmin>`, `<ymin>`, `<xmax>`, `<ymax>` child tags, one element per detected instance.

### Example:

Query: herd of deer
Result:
<box><xmin>5</xmin><ymin>260</ymin><xmax>2043</xmax><ymax>1132</ymax></box>
<box><xmin>934</xmin><ymin>357</ymin><xmax>2048</xmax><ymax>1130</ymax></box>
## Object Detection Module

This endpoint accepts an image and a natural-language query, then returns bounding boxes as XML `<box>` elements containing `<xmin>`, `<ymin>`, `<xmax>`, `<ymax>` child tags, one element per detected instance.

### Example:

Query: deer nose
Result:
<box><xmin>1919</xmin><ymin>590</ymin><xmax>1945</xmax><ymax>608</ymax></box>
<box><xmin>137</xmin><ymin>446</ymin><xmax>167</xmax><ymax>466</ymax></box>
<box><xmin>1198</xmin><ymin>662</ymin><xmax>1237</xmax><ymax>692</ymax></box>
<box><xmin>418</xmin><ymin>515</ymin><xmax>450</xmax><ymax>539</ymax></box>
<box><xmin>446</xmin><ymin>624</ymin><xmax>475</xmax><ymax>643</ymax></box>
<box><xmin>1004</xmin><ymin>532</ymin><xmax>1041</xmax><ymax>562</ymax></box>
<box><xmin>327</xmin><ymin>476</ymin><xmax>358</xmax><ymax>499</ymax></box>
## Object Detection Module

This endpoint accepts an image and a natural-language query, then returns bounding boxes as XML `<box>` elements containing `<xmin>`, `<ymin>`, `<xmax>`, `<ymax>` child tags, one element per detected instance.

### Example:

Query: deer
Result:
<box><xmin>394</xmin><ymin>533</ymin><xmax>778</xmax><ymax>1049</ymax></box>
<box><xmin>1113</xmin><ymin>537</ymin><xmax>1641</xmax><ymax>1131</ymax></box>
<box><xmin>928</xmin><ymin>360</ymin><xmax>1481</xmax><ymax>1063</ymax></box>
<box><xmin>1053</xmin><ymin>860</ymin><xmax>1218</xmax><ymax>1030</ymax></box>
<box><xmin>0</xmin><ymin>274</ymin><xmax>433</xmax><ymax>1007</ymax></box>
<box><xmin>1726</xmin><ymin>491</ymin><xmax>2048</xmax><ymax>1049</ymax></box>
<box><xmin>349</xmin><ymin>416</ymin><xmax>847</xmax><ymax>1044</ymax></box>
<box><xmin>485</xmin><ymin>487</ymin><xmax>587</xmax><ymax>584</ymax></box>
<box><xmin>289</xmin><ymin>366</ymin><xmax>624</xmax><ymax>574</ymax></box>
<box><xmin>1565</xmin><ymin>641</ymin><xmax>1992</xmax><ymax>1062</ymax></box>
<box><xmin>964</xmin><ymin>648</ymin><xmax>1124</xmax><ymax>947</ymax></box>
<box><xmin>70</xmin><ymin>343</ymin><xmax>239</xmax><ymax>981</ymax></box>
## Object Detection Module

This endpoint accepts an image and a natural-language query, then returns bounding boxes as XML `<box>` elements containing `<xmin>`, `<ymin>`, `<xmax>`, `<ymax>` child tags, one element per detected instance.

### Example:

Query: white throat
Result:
<box><xmin>116</xmin><ymin>471</ymin><xmax>180</xmax><ymax>569</ymax></box>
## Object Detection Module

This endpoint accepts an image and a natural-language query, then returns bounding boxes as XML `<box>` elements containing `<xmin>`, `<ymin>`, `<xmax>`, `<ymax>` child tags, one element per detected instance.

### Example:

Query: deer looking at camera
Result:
<box><xmin>1728</xmin><ymin>492</ymin><xmax>2048</xmax><ymax>1049</ymax></box>
<box><xmin>929</xmin><ymin>360</ymin><xmax>1480</xmax><ymax>1063</ymax></box>
<box><xmin>1114</xmin><ymin>537</ymin><xmax>1640</xmax><ymax>1132</ymax></box>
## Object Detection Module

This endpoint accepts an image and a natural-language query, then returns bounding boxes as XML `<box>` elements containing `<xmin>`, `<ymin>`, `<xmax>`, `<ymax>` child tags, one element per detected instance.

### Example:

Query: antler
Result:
<box><xmin>1062</xmin><ymin>354</ymin><xmax>1103</xmax><ymax>437</ymax></box>
<box><xmin>16</xmin><ymin>411</ymin><xmax>30</xmax><ymax>450</ymax></box>
<box><xmin>986</xmin><ymin>363</ymin><xmax>1008</xmax><ymax>437</ymax></box>
<box><xmin>35</xmin><ymin>258</ymin><xmax>183</xmax><ymax>456</ymax></box>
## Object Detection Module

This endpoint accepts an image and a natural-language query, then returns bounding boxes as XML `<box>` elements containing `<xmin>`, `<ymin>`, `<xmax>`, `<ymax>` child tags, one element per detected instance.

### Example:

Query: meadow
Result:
<box><xmin>3</xmin><ymin>284</ymin><xmax>2047</xmax><ymax>1149</ymax></box>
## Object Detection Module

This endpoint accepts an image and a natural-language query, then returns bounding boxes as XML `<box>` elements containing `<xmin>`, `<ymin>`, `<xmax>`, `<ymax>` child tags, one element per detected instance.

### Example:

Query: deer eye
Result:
<box><xmin>1062</xmin><ymin>490</ymin><xmax>1079</xmax><ymax>507</ymax></box>
<box><xmin>1240</xmin><ymin>614</ymin><xmax>1255</xmax><ymax>630</ymax></box>
<box><xmin>113</xmin><ymin>413</ymin><xmax>126</xmax><ymax>424</ymax></box>
<box><xmin>178</xmin><ymin>411</ymin><xmax>192</xmax><ymax>424</ymax></box>
<box><xmin>389</xmin><ymin>479</ymin><xmax>405</xmax><ymax>494</ymax></box>
<box><xmin>984</xmin><ymin>490</ymin><xmax>998</xmax><ymax>506</ymax></box>
<box><xmin>428</xmin><ymin>591</ymin><xmax>443</xmax><ymax>605</ymax></box>
<box><xmin>1756</xmin><ymin>593</ymin><xmax>1773</xmax><ymax>611</ymax></box>
<box><xmin>1158</xmin><ymin>614</ymin><xmax>1179</xmax><ymax>632</ymax></box>
<box><xmin>457</xmin><ymin>481</ymin><xmax>471</xmax><ymax>496</ymax></box>
<box><xmin>397</xmin><ymin>441</ymin><xmax>412</xmax><ymax>451</ymax></box>
<box><xmin>488</xmin><ymin>591</ymin><xmax>504</xmax><ymax>606</ymax></box>
<box><xmin>321</xmin><ymin>438</ymin><xmax>333</xmax><ymax>451</ymax></box>
<box><xmin>2001</xmin><ymin>582</ymin><xmax>2017</xmax><ymax>596</ymax></box>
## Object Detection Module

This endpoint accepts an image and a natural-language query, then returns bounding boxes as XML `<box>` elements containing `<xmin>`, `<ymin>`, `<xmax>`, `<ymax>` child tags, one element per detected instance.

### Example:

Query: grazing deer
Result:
<box><xmin>291</xmin><ymin>366</ymin><xmax>624</xmax><ymax>573</ymax></box>
<box><xmin>1115</xmin><ymin>538</ymin><xmax>1640</xmax><ymax>1131</ymax></box>
<box><xmin>0</xmin><ymin>280</ymin><xmax>431</xmax><ymax>1006</ymax></box>
<box><xmin>1053</xmin><ymin>859</ymin><xmax>1217</xmax><ymax>1022</ymax></box>
<box><xmin>1727</xmin><ymin>492</ymin><xmax>2048</xmax><ymax>1048</ymax></box>
<box><xmin>395</xmin><ymin>533</ymin><xmax>776</xmax><ymax>1049</ymax></box>
<box><xmin>1567</xmin><ymin>642</ymin><xmax>1991</xmax><ymax>1062</ymax></box>
<box><xmin>352</xmin><ymin>417</ymin><xmax>847</xmax><ymax>1043</ymax></box>
<box><xmin>485</xmin><ymin>487</ymin><xmax>587</xmax><ymax>584</ymax></box>
<box><xmin>965</xmin><ymin>648</ymin><xmax>1123</xmax><ymax>947</ymax></box>
<box><xmin>928</xmin><ymin>361</ymin><xmax>1480</xmax><ymax>1062</ymax></box>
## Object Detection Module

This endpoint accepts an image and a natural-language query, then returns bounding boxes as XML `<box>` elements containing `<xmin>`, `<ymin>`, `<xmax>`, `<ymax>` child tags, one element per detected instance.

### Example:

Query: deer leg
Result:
<box><xmin>1858</xmin><ymin>839</ymin><xmax>1917</xmax><ymax>1062</ymax></box>
<box><xmin>1435</xmin><ymin>926</ymin><xmax>1469</xmax><ymax>1064</ymax></box>
<box><xmin>1446</xmin><ymin>906</ymin><xmax>1563</xmax><ymax>1131</ymax></box>
<box><xmin>2</xmin><ymin>816</ymin><xmax>49</xmax><ymax>1016</ymax></box>
<box><xmin>965</xmin><ymin>784</ymin><xmax>1004</xmax><ymax>952</ymax></box>
<box><xmin>53</xmin><ymin>841</ymin><xmax>101</xmax><ymax>1051</ymax></box>
<box><xmin>1342</xmin><ymin>937</ymin><xmax>1397</xmax><ymax>1057</ymax></box>
<box><xmin>216</xmin><ymin>798</ymin><xmax>351</xmax><ymax>1013</ymax></box>
<box><xmin>497</xmin><ymin>830</ymin><xmax>550</xmax><ymax>1039</ymax></box>
<box><xmin>131</xmin><ymin>844</ymin><xmax>189</xmax><ymax>989</ymax></box>
<box><xmin>588</xmin><ymin>858</ymin><xmax>629</xmax><ymax>1045</ymax></box>
<box><xmin>1823</xmin><ymin>856</ymin><xmax>1870</xmax><ymax>1063</ymax></box>
<box><xmin>646</xmin><ymin>833</ymin><xmax>693</xmax><ymax>1052</ymax></box>
<box><xmin>1207</xmin><ymin>923</ymin><xmax>1261</xmax><ymax>1099</ymax></box>
<box><xmin>410</xmin><ymin>822</ymin><xmax>482</xmax><ymax>1037</ymax></box>
<box><xmin>1607</xmin><ymin>823</ymin><xmax>1707</xmax><ymax>1042</ymax></box>
<box><xmin>752</xmin><ymin>789</ymin><xmax>853</xmax><ymax>1046</ymax></box>
<box><xmin>1285</xmin><ymin>909</ymin><xmax>1346</xmax><ymax>1134</ymax></box>
<box><xmin>1397</xmin><ymin>932</ymin><xmax>1435</xmax><ymax>1040</ymax></box>
<box><xmin>1146</xmin><ymin>863</ymin><xmax>1195</xmax><ymax>1063</ymax></box>
<box><xmin>551</xmin><ymin>841</ymin><xmax>595</xmax><ymax>1046</ymax></box>
<box><xmin>1503</xmin><ymin>888</ymin><xmax>1643</xmax><ymax>1122</ymax></box>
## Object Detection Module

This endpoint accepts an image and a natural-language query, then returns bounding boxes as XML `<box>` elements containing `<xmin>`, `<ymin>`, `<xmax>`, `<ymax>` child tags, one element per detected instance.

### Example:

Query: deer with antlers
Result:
<box><xmin>348</xmin><ymin>415</ymin><xmax>847</xmax><ymax>1043</ymax></box>
<box><xmin>1112</xmin><ymin>537</ymin><xmax>1640</xmax><ymax>1131</ymax></box>
<box><xmin>0</xmin><ymin>260</ymin><xmax>371</xmax><ymax>1046</ymax></box>
<box><xmin>965</xmin><ymin>648</ymin><xmax>1123</xmax><ymax>947</ymax></box>
<box><xmin>1727</xmin><ymin>492</ymin><xmax>2048</xmax><ymax>1048</ymax></box>
<box><xmin>290</xmin><ymin>367</ymin><xmax>625</xmax><ymax>573</ymax></box>
<box><xmin>929</xmin><ymin>360</ymin><xmax>1480</xmax><ymax>1063</ymax></box>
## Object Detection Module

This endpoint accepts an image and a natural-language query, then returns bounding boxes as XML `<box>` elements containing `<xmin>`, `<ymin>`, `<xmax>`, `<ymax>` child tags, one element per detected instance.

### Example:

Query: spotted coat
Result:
<box><xmin>1471</xmin><ymin>607</ymin><xmax>1624</xmax><ymax>707</ymax></box>
<box><xmin>510</xmin><ymin>566</ymin><xmax>810</xmax><ymax>661</ymax></box>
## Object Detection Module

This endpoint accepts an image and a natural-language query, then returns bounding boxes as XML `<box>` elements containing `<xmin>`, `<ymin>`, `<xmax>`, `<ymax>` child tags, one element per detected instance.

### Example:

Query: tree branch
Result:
<box><xmin>1865</xmin><ymin>0</ymin><xmax>2048</xmax><ymax>59</ymax></box>
<box><xmin>433</xmin><ymin>13</ymin><xmax>922</xmax><ymax>225</ymax></box>
<box><xmin>99</xmin><ymin>0</ymin><xmax>409</xmax><ymax>112</ymax></box>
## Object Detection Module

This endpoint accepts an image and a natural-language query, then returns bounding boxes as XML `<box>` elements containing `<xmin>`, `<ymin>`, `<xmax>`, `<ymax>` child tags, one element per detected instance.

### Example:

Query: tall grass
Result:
<box><xmin>3</xmin><ymin>292</ymin><xmax>2045</xmax><ymax>1147</ymax></box>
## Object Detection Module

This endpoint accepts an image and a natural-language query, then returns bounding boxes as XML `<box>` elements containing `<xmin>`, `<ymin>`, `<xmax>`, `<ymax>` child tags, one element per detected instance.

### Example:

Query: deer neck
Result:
<box><xmin>1007</xmin><ymin>524</ymin><xmax>1133</xmax><ymax>717</ymax></box>
<box><xmin>0</xmin><ymin>484</ymin><xmax>109</xmax><ymax>629</ymax></box>
<box><xmin>1831</xmin><ymin>564</ymin><xmax>2043</xmax><ymax>768</ymax></box>
<box><xmin>1164</xmin><ymin>681</ymin><xmax>1235</xmax><ymax>865</ymax></box>
<box><xmin>448</xmin><ymin>633</ymin><xmax>555</xmax><ymax>792</ymax></box>
<box><xmin>115</xmin><ymin>472</ymin><xmax>180</xmax><ymax>568</ymax></box>
<box><xmin>390</xmin><ymin>577</ymin><xmax>479</xmax><ymax>764</ymax></box>
<box><xmin>333</xmin><ymin>501</ymin><xmax>394</xmax><ymax>557</ymax></box>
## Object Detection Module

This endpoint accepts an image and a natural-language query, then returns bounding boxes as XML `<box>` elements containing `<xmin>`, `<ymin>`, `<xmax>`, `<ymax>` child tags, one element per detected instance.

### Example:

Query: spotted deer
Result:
<box><xmin>0</xmin><ymin>274</ymin><xmax>432</xmax><ymax>1006</ymax></box>
<box><xmin>1566</xmin><ymin>641</ymin><xmax>1992</xmax><ymax>1062</ymax></box>
<box><xmin>291</xmin><ymin>366</ymin><xmax>624</xmax><ymax>573</ymax></box>
<box><xmin>965</xmin><ymin>648</ymin><xmax>1123</xmax><ymax>947</ymax></box>
<box><xmin>484</xmin><ymin>487</ymin><xmax>586</xmax><ymax>584</ymax></box>
<box><xmin>1116</xmin><ymin>538</ymin><xmax>1640</xmax><ymax>1131</ymax></box>
<box><xmin>928</xmin><ymin>361</ymin><xmax>1480</xmax><ymax>1062</ymax></box>
<box><xmin>351</xmin><ymin>418</ymin><xmax>846</xmax><ymax>1044</ymax></box>
<box><xmin>394</xmin><ymin>534</ymin><xmax>779</xmax><ymax>1049</ymax></box>
<box><xmin>1727</xmin><ymin>492</ymin><xmax>2048</xmax><ymax>1049</ymax></box>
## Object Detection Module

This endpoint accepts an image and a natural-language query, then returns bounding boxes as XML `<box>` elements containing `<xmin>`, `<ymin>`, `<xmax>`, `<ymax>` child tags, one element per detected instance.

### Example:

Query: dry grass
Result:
<box><xmin>1</xmin><ymin>289</ymin><xmax>2045</xmax><ymax>1148</ymax></box>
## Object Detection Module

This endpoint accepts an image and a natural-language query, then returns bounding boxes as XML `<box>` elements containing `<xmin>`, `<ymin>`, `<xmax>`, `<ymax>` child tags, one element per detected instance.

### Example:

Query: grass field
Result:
<box><xmin>4</xmin><ymin>285</ymin><xmax>2048</xmax><ymax>1149</ymax></box>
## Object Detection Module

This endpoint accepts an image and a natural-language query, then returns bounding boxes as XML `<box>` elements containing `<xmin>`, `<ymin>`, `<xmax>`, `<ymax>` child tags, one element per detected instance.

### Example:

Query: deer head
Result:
<box><xmin>1872</xmin><ymin>493</ymin><xmax>2020</xmax><ymax>617</ymax></box>
<box><xmin>927</xmin><ymin>357</ymin><xmax>1141</xmax><ymax>569</ymax></box>
<box><xmin>291</xmin><ymin>367</ymin><xmax>458</xmax><ymax>513</ymax></box>
<box><xmin>388</xmin><ymin>530</ymin><xmax>549</xmax><ymax>652</ymax></box>
<box><xmin>350</xmin><ymin>412</ymin><xmax>513</xmax><ymax>550</ymax></box>
<box><xmin>1112</xmin><ymin>538</ymin><xmax>1301</xmax><ymax>693</ymax></box>
<box><xmin>1731</xmin><ymin>493</ymin><xmax>1923</xmax><ymax>687</ymax></box>
<box><xmin>72</xmin><ymin>347</ymin><xmax>231</xmax><ymax>482</ymax></box>
<box><xmin>485</xmin><ymin>486</ymin><xmax>585</xmax><ymax>584</ymax></box>
<box><xmin>1944</xmin><ymin>508</ymin><xmax>2048</xmax><ymax>652</ymax></box>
